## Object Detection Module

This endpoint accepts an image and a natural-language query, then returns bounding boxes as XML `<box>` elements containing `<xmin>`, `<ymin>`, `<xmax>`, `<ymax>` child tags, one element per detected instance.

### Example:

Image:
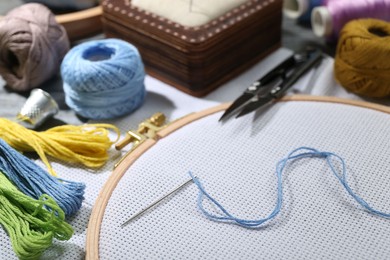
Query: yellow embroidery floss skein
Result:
<box><xmin>0</xmin><ymin>118</ymin><xmax>120</xmax><ymax>176</ymax></box>
<box><xmin>334</xmin><ymin>18</ymin><xmax>390</xmax><ymax>98</ymax></box>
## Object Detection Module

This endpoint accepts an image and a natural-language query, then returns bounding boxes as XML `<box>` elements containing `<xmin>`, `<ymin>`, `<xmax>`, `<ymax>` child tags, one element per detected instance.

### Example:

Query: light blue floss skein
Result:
<box><xmin>0</xmin><ymin>139</ymin><xmax>85</xmax><ymax>217</ymax></box>
<box><xmin>189</xmin><ymin>147</ymin><xmax>390</xmax><ymax>228</ymax></box>
<box><xmin>61</xmin><ymin>38</ymin><xmax>146</xmax><ymax>120</ymax></box>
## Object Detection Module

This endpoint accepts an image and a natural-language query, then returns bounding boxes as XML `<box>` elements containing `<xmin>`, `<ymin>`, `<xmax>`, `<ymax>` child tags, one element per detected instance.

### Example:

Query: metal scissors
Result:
<box><xmin>219</xmin><ymin>48</ymin><xmax>323</xmax><ymax>121</ymax></box>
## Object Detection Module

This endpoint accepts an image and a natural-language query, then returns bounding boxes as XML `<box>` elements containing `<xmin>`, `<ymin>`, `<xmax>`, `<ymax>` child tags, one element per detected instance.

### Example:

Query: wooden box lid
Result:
<box><xmin>102</xmin><ymin>0</ymin><xmax>282</xmax><ymax>96</ymax></box>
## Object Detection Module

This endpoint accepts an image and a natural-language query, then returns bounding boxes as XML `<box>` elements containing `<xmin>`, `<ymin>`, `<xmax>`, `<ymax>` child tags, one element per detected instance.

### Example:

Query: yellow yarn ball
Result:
<box><xmin>334</xmin><ymin>18</ymin><xmax>390</xmax><ymax>98</ymax></box>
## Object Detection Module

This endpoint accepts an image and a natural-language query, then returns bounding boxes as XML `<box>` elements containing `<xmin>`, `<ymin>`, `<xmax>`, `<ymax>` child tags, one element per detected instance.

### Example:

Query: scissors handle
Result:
<box><xmin>245</xmin><ymin>54</ymin><xmax>297</xmax><ymax>94</ymax></box>
<box><xmin>271</xmin><ymin>49</ymin><xmax>323</xmax><ymax>99</ymax></box>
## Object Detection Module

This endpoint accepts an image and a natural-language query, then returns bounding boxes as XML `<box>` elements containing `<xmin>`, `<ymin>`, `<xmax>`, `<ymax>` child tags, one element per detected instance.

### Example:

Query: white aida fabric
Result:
<box><xmin>100</xmin><ymin>101</ymin><xmax>390</xmax><ymax>259</ymax></box>
<box><xmin>1</xmin><ymin>48</ymin><xmax>390</xmax><ymax>259</ymax></box>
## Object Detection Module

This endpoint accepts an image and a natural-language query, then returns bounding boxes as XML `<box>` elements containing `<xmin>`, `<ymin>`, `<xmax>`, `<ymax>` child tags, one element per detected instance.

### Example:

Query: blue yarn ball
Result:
<box><xmin>61</xmin><ymin>38</ymin><xmax>146</xmax><ymax>119</ymax></box>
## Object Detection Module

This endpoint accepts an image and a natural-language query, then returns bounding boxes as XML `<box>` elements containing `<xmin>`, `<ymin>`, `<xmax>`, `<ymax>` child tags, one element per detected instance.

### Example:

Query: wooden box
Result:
<box><xmin>102</xmin><ymin>0</ymin><xmax>282</xmax><ymax>96</ymax></box>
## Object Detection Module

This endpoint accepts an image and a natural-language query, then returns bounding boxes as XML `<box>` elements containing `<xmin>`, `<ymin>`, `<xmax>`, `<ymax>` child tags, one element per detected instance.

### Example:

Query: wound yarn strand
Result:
<box><xmin>0</xmin><ymin>172</ymin><xmax>73</xmax><ymax>259</ymax></box>
<box><xmin>61</xmin><ymin>38</ymin><xmax>146</xmax><ymax>120</ymax></box>
<box><xmin>0</xmin><ymin>139</ymin><xmax>85</xmax><ymax>216</ymax></box>
<box><xmin>190</xmin><ymin>147</ymin><xmax>390</xmax><ymax>228</ymax></box>
<box><xmin>0</xmin><ymin>3</ymin><xmax>70</xmax><ymax>91</ymax></box>
<box><xmin>334</xmin><ymin>18</ymin><xmax>390</xmax><ymax>98</ymax></box>
<box><xmin>0</xmin><ymin>118</ymin><xmax>120</xmax><ymax>176</ymax></box>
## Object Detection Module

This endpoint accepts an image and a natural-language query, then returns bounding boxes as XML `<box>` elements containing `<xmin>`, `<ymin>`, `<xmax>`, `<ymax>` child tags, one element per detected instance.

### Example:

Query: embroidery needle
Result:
<box><xmin>121</xmin><ymin>176</ymin><xmax>196</xmax><ymax>227</ymax></box>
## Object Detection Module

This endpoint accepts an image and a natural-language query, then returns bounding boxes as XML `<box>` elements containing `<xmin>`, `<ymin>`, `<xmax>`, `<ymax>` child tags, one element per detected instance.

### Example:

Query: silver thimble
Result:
<box><xmin>17</xmin><ymin>89</ymin><xmax>59</xmax><ymax>129</ymax></box>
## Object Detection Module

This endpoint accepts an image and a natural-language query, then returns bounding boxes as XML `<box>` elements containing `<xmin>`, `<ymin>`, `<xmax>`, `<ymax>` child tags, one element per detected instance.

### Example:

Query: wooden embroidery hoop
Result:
<box><xmin>56</xmin><ymin>6</ymin><xmax>102</xmax><ymax>41</ymax></box>
<box><xmin>0</xmin><ymin>6</ymin><xmax>102</xmax><ymax>41</ymax></box>
<box><xmin>85</xmin><ymin>94</ymin><xmax>390</xmax><ymax>259</ymax></box>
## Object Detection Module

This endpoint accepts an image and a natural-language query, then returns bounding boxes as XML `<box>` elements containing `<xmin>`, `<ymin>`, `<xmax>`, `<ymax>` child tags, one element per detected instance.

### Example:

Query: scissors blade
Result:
<box><xmin>219</xmin><ymin>54</ymin><xmax>298</xmax><ymax>121</ymax></box>
<box><xmin>235</xmin><ymin>96</ymin><xmax>272</xmax><ymax>118</ymax></box>
<box><xmin>236</xmin><ymin>49</ymin><xmax>323</xmax><ymax>118</ymax></box>
<box><xmin>219</xmin><ymin>93</ymin><xmax>254</xmax><ymax>121</ymax></box>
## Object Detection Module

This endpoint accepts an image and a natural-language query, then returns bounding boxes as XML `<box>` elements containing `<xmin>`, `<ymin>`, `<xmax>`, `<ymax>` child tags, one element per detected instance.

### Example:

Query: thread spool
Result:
<box><xmin>61</xmin><ymin>38</ymin><xmax>146</xmax><ymax>120</ymax></box>
<box><xmin>334</xmin><ymin>19</ymin><xmax>390</xmax><ymax>98</ymax></box>
<box><xmin>0</xmin><ymin>3</ymin><xmax>70</xmax><ymax>91</ymax></box>
<box><xmin>312</xmin><ymin>0</ymin><xmax>390</xmax><ymax>38</ymax></box>
<box><xmin>283</xmin><ymin>0</ymin><xmax>323</xmax><ymax>22</ymax></box>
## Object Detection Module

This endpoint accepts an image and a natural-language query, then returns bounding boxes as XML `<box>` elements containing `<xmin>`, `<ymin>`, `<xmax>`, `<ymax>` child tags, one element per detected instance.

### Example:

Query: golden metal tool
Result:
<box><xmin>114</xmin><ymin>113</ymin><xmax>167</xmax><ymax>168</ymax></box>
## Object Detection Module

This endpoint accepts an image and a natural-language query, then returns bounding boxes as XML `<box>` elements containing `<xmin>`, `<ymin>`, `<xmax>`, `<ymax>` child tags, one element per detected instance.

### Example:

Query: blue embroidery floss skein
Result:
<box><xmin>0</xmin><ymin>139</ymin><xmax>85</xmax><ymax>217</ymax></box>
<box><xmin>61</xmin><ymin>38</ymin><xmax>146</xmax><ymax>120</ymax></box>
